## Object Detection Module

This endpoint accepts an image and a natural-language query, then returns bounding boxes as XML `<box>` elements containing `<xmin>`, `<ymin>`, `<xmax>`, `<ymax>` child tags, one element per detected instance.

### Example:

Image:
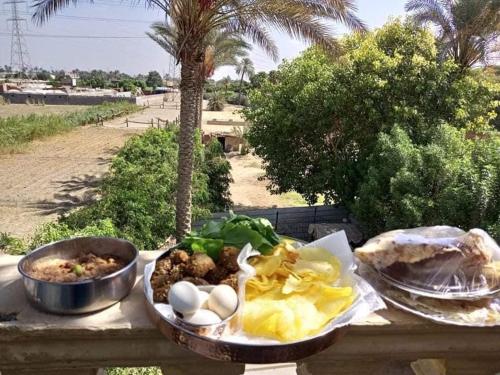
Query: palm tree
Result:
<box><xmin>148</xmin><ymin>25</ymin><xmax>251</xmax><ymax>127</ymax></box>
<box><xmin>236</xmin><ymin>57</ymin><xmax>255</xmax><ymax>105</ymax></box>
<box><xmin>406</xmin><ymin>0</ymin><xmax>500</xmax><ymax>68</ymax></box>
<box><xmin>33</xmin><ymin>0</ymin><xmax>366</xmax><ymax>240</ymax></box>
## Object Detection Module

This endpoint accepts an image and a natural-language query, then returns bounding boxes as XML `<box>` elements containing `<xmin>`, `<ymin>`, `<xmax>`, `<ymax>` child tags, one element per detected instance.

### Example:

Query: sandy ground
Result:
<box><xmin>228</xmin><ymin>153</ymin><xmax>307</xmax><ymax>209</ymax></box>
<box><xmin>0</xmin><ymin>125</ymin><xmax>142</xmax><ymax>237</ymax></box>
<box><xmin>0</xmin><ymin>104</ymin><xmax>88</xmax><ymax>118</ymax></box>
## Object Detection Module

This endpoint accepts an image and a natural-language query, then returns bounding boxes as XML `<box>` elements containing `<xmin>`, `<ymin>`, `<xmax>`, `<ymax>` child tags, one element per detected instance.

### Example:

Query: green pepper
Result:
<box><xmin>72</xmin><ymin>264</ymin><xmax>84</xmax><ymax>277</ymax></box>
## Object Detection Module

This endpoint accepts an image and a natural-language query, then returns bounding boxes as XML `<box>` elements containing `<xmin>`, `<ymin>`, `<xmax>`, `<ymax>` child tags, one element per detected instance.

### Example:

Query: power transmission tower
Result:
<box><xmin>5</xmin><ymin>0</ymin><xmax>31</xmax><ymax>74</ymax></box>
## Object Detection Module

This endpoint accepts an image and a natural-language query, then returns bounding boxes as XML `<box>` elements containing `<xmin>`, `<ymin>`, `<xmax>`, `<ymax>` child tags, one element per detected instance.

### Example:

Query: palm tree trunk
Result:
<box><xmin>238</xmin><ymin>68</ymin><xmax>245</xmax><ymax>105</ymax></box>
<box><xmin>175</xmin><ymin>59</ymin><xmax>200</xmax><ymax>240</ymax></box>
<box><xmin>197</xmin><ymin>86</ymin><xmax>203</xmax><ymax>129</ymax></box>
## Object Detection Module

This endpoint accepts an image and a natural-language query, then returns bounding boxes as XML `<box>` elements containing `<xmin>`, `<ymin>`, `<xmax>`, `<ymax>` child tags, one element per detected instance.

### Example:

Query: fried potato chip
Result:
<box><xmin>244</xmin><ymin>245</ymin><xmax>354</xmax><ymax>342</ymax></box>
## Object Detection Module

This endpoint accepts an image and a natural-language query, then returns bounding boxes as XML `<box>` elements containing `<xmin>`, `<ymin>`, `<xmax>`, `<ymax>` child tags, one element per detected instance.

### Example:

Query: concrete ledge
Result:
<box><xmin>1</xmin><ymin>252</ymin><xmax>499</xmax><ymax>374</ymax></box>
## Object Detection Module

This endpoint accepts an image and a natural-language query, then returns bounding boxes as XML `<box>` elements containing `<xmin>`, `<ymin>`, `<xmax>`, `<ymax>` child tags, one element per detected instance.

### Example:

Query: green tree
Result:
<box><xmin>245</xmin><ymin>21</ymin><xmax>499</xmax><ymax>231</ymax></box>
<box><xmin>148</xmin><ymin>26</ymin><xmax>251</xmax><ymax>127</ymax></box>
<box><xmin>250</xmin><ymin>71</ymin><xmax>268</xmax><ymax>89</ymax></box>
<box><xmin>406</xmin><ymin>0</ymin><xmax>500</xmax><ymax>68</ymax></box>
<box><xmin>236</xmin><ymin>57</ymin><xmax>255</xmax><ymax>105</ymax></box>
<box><xmin>354</xmin><ymin>125</ymin><xmax>500</xmax><ymax>239</ymax></box>
<box><xmin>146</xmin><ymin>70</ymin><xmax>163</xmax><ymax>89</ymax></box>
<box><xmin>34</xmin><ymin>0</ymin><xmax>366</xmax><ymax>239</ymax></box>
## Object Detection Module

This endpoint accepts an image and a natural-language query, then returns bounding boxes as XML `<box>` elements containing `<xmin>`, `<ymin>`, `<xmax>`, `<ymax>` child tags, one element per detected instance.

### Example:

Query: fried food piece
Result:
<box><xmin>185</xmin><ymin>253</ymin><xmax>216</xmax><ymax>278</ymax></box>
<box><xmin>205</xmin><ymin>266</ymin><xmax>229</xmax><ymax>285</ymax></box>
<box><xmin>170</xmin><ymin>250</ymin><xmax>190</xmax><ymax>264</ymax></box>
<box><xmin>220</xmin><ymin>273</ymin><xmax>238</xmax><ymax>290</ymax></box>
<box><xmin>154</xmin><ymin>258</ymin><xmax>173</xmax><ymax>275</ymax></box>
<box><xmin>219</xmin><ymin>247</ymin><xmax>239</xmax><ymax>272</ymax></box>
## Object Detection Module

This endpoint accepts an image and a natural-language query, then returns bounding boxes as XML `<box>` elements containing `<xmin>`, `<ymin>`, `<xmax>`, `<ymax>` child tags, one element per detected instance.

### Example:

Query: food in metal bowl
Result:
<box><xmin>18</xmin><ymin>237</ymin><xmax>138</xmax><ymax>314</ymax></box>
<box><xmin>27</xmin><ymin>252</ymin><xmax>127</xmax><ymax>282</ymax></box>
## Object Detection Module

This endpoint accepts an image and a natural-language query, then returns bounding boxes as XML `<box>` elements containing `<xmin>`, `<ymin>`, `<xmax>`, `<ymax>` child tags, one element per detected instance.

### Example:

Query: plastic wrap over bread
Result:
<box><xmin>355</xmin><ymin>226</ymin><xmax>500</xmax><ymax>298</ymax></box>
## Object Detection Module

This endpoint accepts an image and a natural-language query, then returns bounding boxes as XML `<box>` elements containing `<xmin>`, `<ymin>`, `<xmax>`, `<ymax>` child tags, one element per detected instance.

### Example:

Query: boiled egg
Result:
<box><xmin>168</xmin><ymin>281</ymin><xmax>201</xmax><ymax>315</ymax></box>
<box><xmin>183</xmin><ymin>309</ymin><xmax>222</xmax><ymax>325</ymax></box>
<box><xmin>207</xmin><ymin>284</ymin><xmax>238</xmax><ymax>319</ymax></box>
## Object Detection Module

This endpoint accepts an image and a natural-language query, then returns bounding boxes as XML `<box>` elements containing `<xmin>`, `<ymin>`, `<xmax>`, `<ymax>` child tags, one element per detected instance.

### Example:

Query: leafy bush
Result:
<box><xmin>60</xmin><ymin>127</ymin><xmax>212</xmax><ymax>250</ymax></box>
<box><xmin>0</xmin><ymin>232</ymin><xmax>26</xmax><ymax>255</ymax></box>
<box><xmin>0</xmin><ymin>102</ymin><xmax>140</xmax><ymax>154</ymax></box>
<box><xmin>29</xmin><ymin>219</ymin><xmax>119</xmax><ymax>251</ymax></box>
<box><xmin>207</xmin><ymin>92</ymin><xmax>225</xmax><ymax>111</ymax></box>
<box><xmin>244</xmin><ymin>20</ymin><xmax>500</xmax><ymax>236</ymax></box>
<box><xmin>203</xmin><ymin>139</ymin><xmax>233</xmax><ymax>211</ymax></box>
<box><xmin>353</xmin><ymin>125</ymin><xmax>500</xmax><ymax>239</ymax></box>
<box><xmin>227</xmin><ymin>93</ymin><xmax>249</xmax><ymax>106</ymax></box>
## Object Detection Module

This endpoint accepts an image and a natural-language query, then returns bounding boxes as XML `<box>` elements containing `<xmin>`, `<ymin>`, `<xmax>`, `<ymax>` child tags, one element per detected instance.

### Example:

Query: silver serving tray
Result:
<box><xmin>359</xmin><ymin>264</ymin><xmax>500</xmax><ymax>327</ymax></box>
<box><xmin>144</xmin><ymin>246</ymin><xmax>370</xmax><ymax>363</ymax></box>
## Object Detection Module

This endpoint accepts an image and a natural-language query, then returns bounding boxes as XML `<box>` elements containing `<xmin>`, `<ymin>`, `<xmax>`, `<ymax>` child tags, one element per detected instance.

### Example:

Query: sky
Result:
<box><xmin>0</xmin><ymin>0</ymin><xmax>407</xmax><ymax>80</ymax></box>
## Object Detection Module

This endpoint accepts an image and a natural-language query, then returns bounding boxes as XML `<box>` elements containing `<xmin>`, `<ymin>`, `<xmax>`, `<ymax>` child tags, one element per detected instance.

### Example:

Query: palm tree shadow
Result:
<box><xmin>27</xmin><ymin>174</ymin><xmax>103</xmax><ymax>216</ymax></box>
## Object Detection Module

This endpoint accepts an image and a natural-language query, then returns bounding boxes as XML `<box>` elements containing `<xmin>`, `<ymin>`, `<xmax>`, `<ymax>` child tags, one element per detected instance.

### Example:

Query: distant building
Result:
<box><xmin>61</xmin><ymin>72</ymin><xmax>79</xmax><ymax>87</ymax></box>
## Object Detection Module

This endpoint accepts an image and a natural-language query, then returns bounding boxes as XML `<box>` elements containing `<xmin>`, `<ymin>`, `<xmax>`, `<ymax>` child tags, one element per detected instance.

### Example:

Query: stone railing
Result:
<box><xmin>1</xmin><ymin>252</ymin><xmax>499</xmax><ymax>375</ymax></box>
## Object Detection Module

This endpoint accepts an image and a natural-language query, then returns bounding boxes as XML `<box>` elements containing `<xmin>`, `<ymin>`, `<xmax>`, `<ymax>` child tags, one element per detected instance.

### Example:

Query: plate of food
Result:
<box><xmin>355</xmin><ymin>227</ymin><xmax>500</xmax><ymax>300</ymax></box>
<box><xmin>144</xmin><ymin>213</ymin><xmax>384</xmax><ymax>363</ymax></box>
<box><xmin>358</xmin><ymin>263</ymin><xmax>500</xmax><ymax>327</ymax></box>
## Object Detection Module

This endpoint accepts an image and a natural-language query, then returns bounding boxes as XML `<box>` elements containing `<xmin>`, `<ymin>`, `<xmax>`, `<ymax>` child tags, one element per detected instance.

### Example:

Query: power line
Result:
<box><xmin>0</xmin><ymin>10</ymin><xmax>157</xmax><ymax>24</ymax></box>
<box><xmin>0</xmin><ymin>32</ymin><xmax>148</xmax><ymax>39</ymax></box>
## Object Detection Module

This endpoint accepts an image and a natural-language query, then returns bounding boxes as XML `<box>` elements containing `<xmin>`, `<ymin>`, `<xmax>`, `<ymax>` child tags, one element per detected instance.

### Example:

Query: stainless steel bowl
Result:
<box><xmin>18</xmin><ymin>237</ymin><xmax>138</xmax><ymax>315</ymax></box>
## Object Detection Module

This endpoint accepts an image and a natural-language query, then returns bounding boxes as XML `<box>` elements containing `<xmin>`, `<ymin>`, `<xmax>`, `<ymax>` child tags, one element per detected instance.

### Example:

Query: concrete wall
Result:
<box><xmin>1</xmin><ymin>92</ymin><xmax>136</xmax><ymax>105</ymax></box>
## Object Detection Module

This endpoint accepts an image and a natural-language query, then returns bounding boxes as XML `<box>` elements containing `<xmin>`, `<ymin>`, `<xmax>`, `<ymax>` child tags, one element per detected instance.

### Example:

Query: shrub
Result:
<box><xmin>207</xmin><ymin>92</ymin><xmax>225</xmax><ymax>111</ymax></box>
<box><xmin>61</xmin><ymin>128</ymin><xmax>211</xmax><ymax>250</ymax></box>
<box><xmin>29</xmin><ymin>219</ymin><xmax>119</xmax><ymax>250</ymax></box>
<box><xmin>203</xmin><ymin>139</ymin><xmax>233</xmax><ymax>211</ymax></box>
<box><xmin>353</xmin><ymin>125</ymin><xmax>500</xmax><ymax>240</ymax></box>
<box><xmin>0</xmin><ymin>232</ymin><xmax>26</xmax><ymax>255</ymax></box>
<box><xmin>227</xmin><ymin>93</ymin><xmax>249</xmax><ymax>106</ymax></box>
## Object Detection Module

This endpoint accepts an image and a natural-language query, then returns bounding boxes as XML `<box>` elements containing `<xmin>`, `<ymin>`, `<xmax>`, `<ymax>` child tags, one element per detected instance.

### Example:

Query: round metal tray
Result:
<box><xmin>145</xmin><ymin>300</ymin><xmax>348</xmax><ymax>363</ymax></box>
<box><xmin>359</xmin><ymin>264</ymin><xmax>500</xmax><ymax>327</ymax></box>
<box><xmin>144</xmin><ymin>244</ymin><xmax>363</xmax><ymax>363</ymax></box>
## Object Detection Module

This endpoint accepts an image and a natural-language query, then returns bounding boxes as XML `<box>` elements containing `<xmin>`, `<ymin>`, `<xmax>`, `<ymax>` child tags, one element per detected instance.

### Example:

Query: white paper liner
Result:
<box><xmin>144</xmin><ymin>231</ymin><xmax>385</xmax><ymax>345</ymax></box>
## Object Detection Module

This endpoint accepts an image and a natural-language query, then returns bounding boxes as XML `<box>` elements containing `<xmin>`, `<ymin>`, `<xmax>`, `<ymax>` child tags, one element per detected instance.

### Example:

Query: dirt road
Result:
<box><xmin>0</xmin><ymin>126</ymin><xmax>142</xmax><ymax>237</ymax></box>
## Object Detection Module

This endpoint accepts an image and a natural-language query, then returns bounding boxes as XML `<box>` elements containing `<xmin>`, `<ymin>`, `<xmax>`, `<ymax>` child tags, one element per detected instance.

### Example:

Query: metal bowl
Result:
<box><xmin>18</xmin><ymin>237</ymin><xmax>138</xmax><ymax>315</ymax></box>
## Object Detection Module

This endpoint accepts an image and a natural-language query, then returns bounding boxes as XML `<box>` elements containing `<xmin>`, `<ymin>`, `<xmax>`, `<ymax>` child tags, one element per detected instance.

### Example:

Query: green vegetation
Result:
<box><xmin>179</xmin><ymin>213</ymin><xmax>281</xmax><ymax>260</ymax></box>
<box><xmin>203</xmin><ymin>139</ymin><xmax>233</xmax><ymax>211</ymax></box>
<box><xmin>0</xmin><ymin>232</ymin><xmax>25</xmax><ymax>255</ymax></box>
<box><xmin>0</xmin><ymin>102</ymin><xmax>140</xmax><ymax>154</ymax></box>
<box><xmin>207</xmin><ymin>92</ymin><xmax>225</xmax><ymax>111</ymax></box>
<box><xmin>406</xmin><ymin>0</ymin><xmax>500</xmax><ymax>69</ymax></box>
<box><xmin>245</xmin><ymin>20</ymin><xmax>500</xmax><ymax>239</ymax></box>
<box><xmin>6</xmin><ymin>127</ymin><xmax>230</xmax><ymax>253</ymax></box>
<box><xmin>57</xmin><ymin>127</ymin><xmax>212</xmax><ymax>250</ymax></box>
<box><xmin>145</xmin><ymin>71</ymin><xmax>164</xmax><ymax>89</ymax></box>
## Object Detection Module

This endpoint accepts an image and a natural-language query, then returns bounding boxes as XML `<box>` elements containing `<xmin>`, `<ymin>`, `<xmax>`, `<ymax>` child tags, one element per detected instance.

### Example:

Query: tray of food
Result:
<box><xmin>18</xmin><ymin>237</ymin><xmax>138</xmax><ymax>314</ymax></box>
<box><xmin>355</xmin><ymin>226</ymin><xmax>500</xmax><ymax>327</ymax></box>
<box><xmin>144</xmin><ymin>214</ymin><xmax>384</xmax><ymax>363</ymax></box>
<box><xmin>355</xmin><ymin>227</ymin><xmax>500</xmax><ymax>300</ymax></box>
<box><xmin>358</xmin><ymin>263</ymin><xmax>500</xmax><ymax>327</ymax></box>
